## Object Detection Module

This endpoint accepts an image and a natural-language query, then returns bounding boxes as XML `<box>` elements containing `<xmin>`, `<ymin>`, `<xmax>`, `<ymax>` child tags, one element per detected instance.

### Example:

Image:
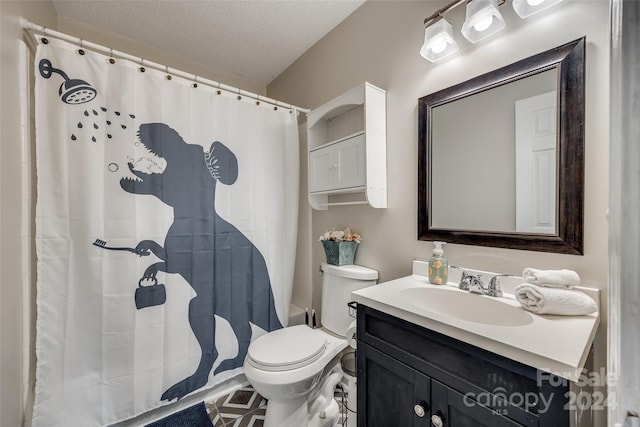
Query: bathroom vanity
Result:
<box><xmin>356</xmin><ymin>305</ymin><xmax>569</xmax><ymax>426</ymax></box>
<box><xmin>352</xmin><ymin>262</ymin><xmax>600</xmax><ymax>427</ymax></box>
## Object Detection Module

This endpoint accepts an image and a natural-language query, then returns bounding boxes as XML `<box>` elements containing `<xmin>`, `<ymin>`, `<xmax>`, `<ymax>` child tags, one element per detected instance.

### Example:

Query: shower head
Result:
<box><xmin>39</xmin><ymin>59</ymin><xmax>97</xmax><ymax>104</ymax></box>
<box><xmin>58</xmin><ymin>79</ymin><xmax>97</xmax><ymax>104</ymax></box>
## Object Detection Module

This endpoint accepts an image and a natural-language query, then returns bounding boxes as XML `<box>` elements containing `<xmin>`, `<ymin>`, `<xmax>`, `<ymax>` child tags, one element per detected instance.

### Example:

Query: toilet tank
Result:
<box><xmin>320</xmin><ymin>262</ymin><xmax>378</xmax><ymax>336</ymax></box>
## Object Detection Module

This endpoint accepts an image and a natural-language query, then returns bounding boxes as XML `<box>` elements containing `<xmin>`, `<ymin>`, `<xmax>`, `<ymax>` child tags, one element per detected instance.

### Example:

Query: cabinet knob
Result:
<box><xmin>431</xmin><ymin>414</ymin><xmax>444</xmax><ymax>427</ymax></box>
<box><xmin>414</xmin><ymin>404</ymin><xmax>426</xmax><ymax>417</ymax></box>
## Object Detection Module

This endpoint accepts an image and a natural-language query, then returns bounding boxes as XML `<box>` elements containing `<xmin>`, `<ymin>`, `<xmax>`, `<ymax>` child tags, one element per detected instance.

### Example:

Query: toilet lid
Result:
<box><xmin>247</xmin><ymin>325</ymin><xmax>327</xmax><ymax>372</ymax></box>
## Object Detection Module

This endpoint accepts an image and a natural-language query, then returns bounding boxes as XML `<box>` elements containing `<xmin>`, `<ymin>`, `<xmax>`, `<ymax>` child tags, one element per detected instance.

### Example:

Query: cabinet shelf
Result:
<box><xmin>310</xmin><ymin>131</ymin><xmax>366</xmax><ymax>152</ymax></box>
<box><xmin>316</xmin><ymin>200</ymin><xmax>369</xmax><ymax>207</ymax></box>
<box><xmin>307</xmin><ymin>82</ymin><xmax>387</xmax><ymax>210</ymax></box>
<box><xmin>309</xmin><ymin>185</ymin><xmax>366</xmax><ymax>196</ymax></box>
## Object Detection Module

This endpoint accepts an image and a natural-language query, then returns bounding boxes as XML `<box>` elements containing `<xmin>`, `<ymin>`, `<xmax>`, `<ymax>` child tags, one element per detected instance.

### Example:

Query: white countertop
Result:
<box><xmin>351</xmin><ymin>261</ymin><xmax>600</xmax><ymax>382</ymax></box>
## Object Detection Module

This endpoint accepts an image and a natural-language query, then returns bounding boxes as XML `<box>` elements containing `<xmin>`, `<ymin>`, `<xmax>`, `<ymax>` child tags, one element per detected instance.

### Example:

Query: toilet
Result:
<box><xmin>244</xmin><ymin>262</ymin><xmax>378</xmax><ymax>427</ymax></box>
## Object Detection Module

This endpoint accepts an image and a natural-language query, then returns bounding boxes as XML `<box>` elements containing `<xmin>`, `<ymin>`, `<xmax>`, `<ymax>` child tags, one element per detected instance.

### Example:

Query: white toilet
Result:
<box><xmin>244</xmin><ymin>262</ymin><xmax>378</xmax><ymax>427</ymax></box>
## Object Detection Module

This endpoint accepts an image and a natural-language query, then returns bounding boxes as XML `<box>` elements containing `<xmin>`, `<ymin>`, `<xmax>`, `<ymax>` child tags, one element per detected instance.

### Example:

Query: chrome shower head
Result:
<box><xmin>39</xmin><ymin>59</ymin><xmax>97</xmax><ymax>104</ymax></box>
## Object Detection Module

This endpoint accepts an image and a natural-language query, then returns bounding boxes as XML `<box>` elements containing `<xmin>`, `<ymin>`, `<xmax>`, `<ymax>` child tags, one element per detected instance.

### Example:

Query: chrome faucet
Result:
<box><xmin>458</xmin><ymin>271</ymin><xmax>509</xmax><ymax>298</ymax></box>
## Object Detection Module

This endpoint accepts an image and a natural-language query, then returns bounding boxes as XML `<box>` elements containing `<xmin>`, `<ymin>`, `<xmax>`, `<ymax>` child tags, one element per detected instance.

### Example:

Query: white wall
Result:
<box><xmin>268</xmin><ymin>1</ymin><xmax>610</xmax><ymax>425</ymax></box>
<box><xmin>1</xmin><ymin>4</ymin><xmax>57</xmax><ymax>426</ymax></box>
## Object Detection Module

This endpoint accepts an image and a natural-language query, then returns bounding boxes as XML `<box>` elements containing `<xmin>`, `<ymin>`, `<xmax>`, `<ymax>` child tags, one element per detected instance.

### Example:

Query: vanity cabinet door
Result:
<box><xmin>359</xmin><ymin>344</ymin><xmax>431</xmax><ymax>427</ymax></box>
<box><xmin>430</xmin><ymin>380</ymin><xmax>526</xmax><ymax>427</ymax></box>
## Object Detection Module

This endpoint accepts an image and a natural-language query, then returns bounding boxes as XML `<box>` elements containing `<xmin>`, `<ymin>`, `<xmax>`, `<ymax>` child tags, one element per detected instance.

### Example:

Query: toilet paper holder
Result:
<box><xmin>347</xmin><ymin>301</ymin><xmax>358</xmax><ymax>318</ymax></box>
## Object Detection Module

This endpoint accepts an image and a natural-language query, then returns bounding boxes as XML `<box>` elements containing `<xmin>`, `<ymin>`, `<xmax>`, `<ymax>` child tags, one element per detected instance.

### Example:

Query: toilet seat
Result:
<box><xmin>247</xmin><ymin>325</ymin><xmax>327</xmax><ymax>372</ymax></box>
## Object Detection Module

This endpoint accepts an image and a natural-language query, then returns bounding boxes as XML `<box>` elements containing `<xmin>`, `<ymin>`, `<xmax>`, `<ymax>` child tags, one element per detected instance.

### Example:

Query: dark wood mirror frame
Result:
<box><xmin>418</xmin><ymin>37</ymin><xmax>585</xmax><ymax>255</ymax></box>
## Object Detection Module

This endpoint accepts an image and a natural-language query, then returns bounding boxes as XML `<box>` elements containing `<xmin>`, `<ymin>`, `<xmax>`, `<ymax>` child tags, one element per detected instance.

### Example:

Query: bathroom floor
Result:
<box><xmin>205</xmin><ymin>385</ymin><xmax>348</xmax><ymax>427</ymax></box>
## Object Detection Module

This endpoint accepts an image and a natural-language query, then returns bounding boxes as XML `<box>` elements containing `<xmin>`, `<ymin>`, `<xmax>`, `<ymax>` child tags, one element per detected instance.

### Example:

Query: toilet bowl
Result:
<box><xmin>244</xmin><ymin>325</ymin><xmax>347</xmax><ymax>427</ymax></box>
<box><xmin>243</xmin><ymin>263</ymin><xmax>377</xmax><ymax>427</ymax></box>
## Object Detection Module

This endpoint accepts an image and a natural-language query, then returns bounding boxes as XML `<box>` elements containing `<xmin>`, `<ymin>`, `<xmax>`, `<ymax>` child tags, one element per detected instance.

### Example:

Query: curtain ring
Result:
<box><xmin>108</xmin><ymin>48</ymin><xmax>115</xmax><ymax>64</ymax></box>
<box><xmin>41</xmin><ymin>27</ymin><xmax>49</xmax><ymax>44</ymax></box>
<box><xmin>256</xmin><ymin>95</ymin><xmax>261</xmax><ymax>106</ymax></box>
<box><xmin>237</xmin><ymin>87</ymin><xmax>242</xmax><ymax>101</ymax></box>
<box><xmin>216</xmin><ymin>81</ymin><xmax>221</xmax><ymax>95</ymax></box>
<box><xmin>78</xmin><ymin>39</ymin><xmax>85</xmax><ymax>55</ymax></box>
<box><xmin>165</xmin><ymin>65</ymin><xmax>172</xmax><ymax>80</ymax></box>
<box><xmin>139</xmin><ymin>58</ymin><xmax>145</xmax><ymax>73</ymax></box>
<box><xmin>192</xmin><ymin>75</ymin><xmax>198</xmax><ymax>88</ymax></box>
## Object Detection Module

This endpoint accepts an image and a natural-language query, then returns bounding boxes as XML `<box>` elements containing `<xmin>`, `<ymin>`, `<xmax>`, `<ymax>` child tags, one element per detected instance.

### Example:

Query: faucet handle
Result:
<box><xmin>487</xmin><ymin>275</ymin><xmax>506</xmax><ymax>297</ymax></box>
<box><xmin>459</xmin><ymin>271</ymin><xmax>468</xmax><ymax>290</ymax></box>
<box><xmin>459</xmin><ymin>271</ymin><xmax>473</xmax><ymax>291</ymax></box>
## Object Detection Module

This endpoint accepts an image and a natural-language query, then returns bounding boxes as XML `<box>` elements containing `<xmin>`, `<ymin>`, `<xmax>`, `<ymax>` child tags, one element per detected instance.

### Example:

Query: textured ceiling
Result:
<box><xmin>52</xmin><ymin>0</ymin><xmax>366</xmax><ymax>85</ymax></box>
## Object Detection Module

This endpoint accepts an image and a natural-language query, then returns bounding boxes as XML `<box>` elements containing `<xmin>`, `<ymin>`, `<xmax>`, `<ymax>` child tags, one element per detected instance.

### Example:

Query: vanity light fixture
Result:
<box><xmin>420</xmin><ymin>16</ymin><xmax>459</xmax><ymax>62</ymax></box>
<box><xmin>421</xmin><ymin>0</ymin><xmax>563</xmax><ymax>62</ymax></box>
<box><xmin>512</xmin><ymin>0</ymin><xmax>564</xmax><ymax>18</ymax></box>
<box><xmin>461</xmin><ymin>0</ymin><xmax>506</xmax><ymax>43</ymax></box>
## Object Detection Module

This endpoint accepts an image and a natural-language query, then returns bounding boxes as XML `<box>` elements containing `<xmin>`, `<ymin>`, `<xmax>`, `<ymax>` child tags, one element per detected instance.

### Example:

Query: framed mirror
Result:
<box><xmin>418</xmin><ymin>37</ymin><xmax>585</xmax><ymax>254</ymax></box>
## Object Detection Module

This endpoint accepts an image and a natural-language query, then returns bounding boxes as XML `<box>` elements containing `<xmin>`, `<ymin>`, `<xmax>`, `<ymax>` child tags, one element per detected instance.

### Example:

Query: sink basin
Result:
<box><xmin>400</xmin><ymin>287</ymin><xmax>534</xmax><ymax>326</ymax></box>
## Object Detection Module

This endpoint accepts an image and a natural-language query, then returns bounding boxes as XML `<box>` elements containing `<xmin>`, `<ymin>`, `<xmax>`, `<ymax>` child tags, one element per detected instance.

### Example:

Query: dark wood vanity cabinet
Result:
<box><xmin>357</xmin><ymin>306</ymin><xmax>569</xmax><ymax>427</ymax></box>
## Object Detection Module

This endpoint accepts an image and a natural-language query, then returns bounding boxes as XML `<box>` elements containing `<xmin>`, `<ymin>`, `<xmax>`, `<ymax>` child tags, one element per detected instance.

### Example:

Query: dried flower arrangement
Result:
<box><xmin>319</xmin><ymin>227</ymin><xmax>362</xmax><ymax>243</ymax></box>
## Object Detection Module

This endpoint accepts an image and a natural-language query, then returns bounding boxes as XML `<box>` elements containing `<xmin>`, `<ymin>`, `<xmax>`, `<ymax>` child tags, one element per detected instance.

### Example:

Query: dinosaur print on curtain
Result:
<box><xmin>32</xmin><ymin>37</ymin><xmax>298</xmax><ymax>427</ymax></box>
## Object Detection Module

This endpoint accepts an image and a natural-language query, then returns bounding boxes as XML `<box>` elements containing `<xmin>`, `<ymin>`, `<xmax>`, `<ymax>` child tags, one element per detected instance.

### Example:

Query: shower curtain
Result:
<box><xmin>32</xmin><ymin>37</ymin><xmax>298</xmax><ymax>427</ymax></box>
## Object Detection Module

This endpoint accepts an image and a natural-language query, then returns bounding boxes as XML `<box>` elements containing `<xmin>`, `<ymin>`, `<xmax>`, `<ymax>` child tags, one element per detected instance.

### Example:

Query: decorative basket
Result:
<box><xmin>321</xmin><ymin>240</ymin><xmax>359</xmax><ymax>265</ymax></box>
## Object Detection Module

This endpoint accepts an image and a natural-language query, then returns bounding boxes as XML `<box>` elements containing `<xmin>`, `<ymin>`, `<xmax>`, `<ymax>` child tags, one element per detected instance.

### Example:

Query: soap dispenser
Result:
<box><xmin>428</xmin><ymin>241</ymin><xmax>448</xmax><ymax>285</ymax></box>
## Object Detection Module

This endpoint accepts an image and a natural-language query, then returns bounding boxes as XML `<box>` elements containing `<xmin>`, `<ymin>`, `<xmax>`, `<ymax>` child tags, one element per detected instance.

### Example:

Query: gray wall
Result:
<box><xmin>268</xmin><ymin>2</ymin><xmax>610</xmax><ymax>425</ymax></box>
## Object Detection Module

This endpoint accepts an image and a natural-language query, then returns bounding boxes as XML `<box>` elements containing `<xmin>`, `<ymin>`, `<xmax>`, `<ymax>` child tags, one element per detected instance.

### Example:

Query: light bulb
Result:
<box><xmin>430</xmin><ymin>39</ymin><xmax>447</xmax><ymax>54</ymax></box>
<box><xmin>473</xmin><ymin>15</ymin><xmax>493</xmax><ymax>32</ymax></box>
<box><xmin>527</xmin><ymin>0</ymin><xmax>545</xmax><ymax>5</ymax></box>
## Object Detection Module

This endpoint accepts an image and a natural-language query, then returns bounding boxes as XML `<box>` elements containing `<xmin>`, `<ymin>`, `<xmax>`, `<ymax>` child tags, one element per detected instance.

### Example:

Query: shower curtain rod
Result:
<box><xmin>21</xmin><ymin>19</ymin><xmax>310</xmax><ymax>114</ymax></box>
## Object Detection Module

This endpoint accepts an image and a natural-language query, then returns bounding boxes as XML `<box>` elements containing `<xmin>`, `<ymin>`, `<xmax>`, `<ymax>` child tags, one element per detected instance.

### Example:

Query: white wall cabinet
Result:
<box><xmin>307</xmin><ymin>82</ymin><xmax>387</xmax><ymax>209</ymax></box>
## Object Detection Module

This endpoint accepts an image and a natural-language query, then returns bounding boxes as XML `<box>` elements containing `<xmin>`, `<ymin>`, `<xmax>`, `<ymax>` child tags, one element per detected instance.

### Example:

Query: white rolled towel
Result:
<box><xmin>515</xmin><ymin>283</ymin><xmax>597</xmax><ymax>316</ymax></box>
<box><xmin>522</xmin><ymin>268</ymin><xmax>580</xmax><ymax>288</ymax></box>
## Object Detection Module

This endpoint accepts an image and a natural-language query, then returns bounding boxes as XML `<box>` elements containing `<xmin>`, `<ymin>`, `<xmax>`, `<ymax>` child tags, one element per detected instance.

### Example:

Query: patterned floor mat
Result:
<box><xmin>205</xmin><ymin>384</ymin><xmax>349</xmax><ymax>427</ymax></box>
